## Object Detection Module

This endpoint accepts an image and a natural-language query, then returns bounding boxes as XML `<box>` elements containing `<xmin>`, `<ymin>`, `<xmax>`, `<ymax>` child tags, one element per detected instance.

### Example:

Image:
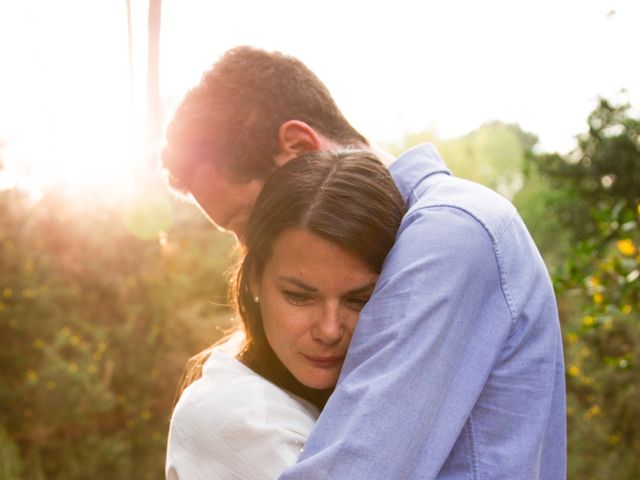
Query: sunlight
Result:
<box><xmin>1</xmin><ymin>0</ymin><xmax>638</xmax><ymax>204</ymax></box>
<box><xmin>0</xmin><ymin>0</ymin><xmax>155</xmax><ymax>204</ymax></box>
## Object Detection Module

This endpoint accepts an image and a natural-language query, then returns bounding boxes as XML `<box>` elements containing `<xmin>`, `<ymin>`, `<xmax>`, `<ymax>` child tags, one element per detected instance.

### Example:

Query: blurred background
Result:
<box><xmin>0</xmin><ymin>1</ymin><xmax>638</xmax><ymax>479</ymax></box>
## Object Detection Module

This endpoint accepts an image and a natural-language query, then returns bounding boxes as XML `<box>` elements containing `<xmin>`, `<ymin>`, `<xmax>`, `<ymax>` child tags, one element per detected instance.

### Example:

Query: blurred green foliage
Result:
<box><xmin>528</xmin><ymin>99</ymin><xmax>640</xmax><ymax>479</ymax></box>
<box><xmin>0</xmin><ymin>97</ymin><xmax>638</xmax><ymax>478</ymax></box>
<box><xmin>0</xmin><ymin>189</ymin><xmax>235</xmax><ymax>479</ymax></box>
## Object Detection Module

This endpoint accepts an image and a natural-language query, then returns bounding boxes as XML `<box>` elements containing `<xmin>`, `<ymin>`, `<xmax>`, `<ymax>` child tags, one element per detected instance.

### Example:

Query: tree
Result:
<box><xmin>529</xmin><ymin>97</ymin><xmax>640</xmax><ymax>479</ymax></box>
<box><xmin>389</xmin><ymin>121</ymin><xmax>537</xmax><ymax>200</ymax></box>
<box><xmin>0</xmin><ymin>188</ymin><xmax>235</xmax><ymax>479</ymax></box>
<box><xmin>531</xmin><ymin>98</ymin><xmax>640</xmax><ymax>241</ymax></box>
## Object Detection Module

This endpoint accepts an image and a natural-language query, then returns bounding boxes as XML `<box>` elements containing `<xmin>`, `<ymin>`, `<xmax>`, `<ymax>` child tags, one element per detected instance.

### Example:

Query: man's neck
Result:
<box><xmin>321</xmin><ymin>134</ymin><xmax>396</xmax><ymax>168</ymax></box>
<box><xmin>369</xmin><ymin>142</ymin><xmax>396</xmax><ymax>168</ymax></box>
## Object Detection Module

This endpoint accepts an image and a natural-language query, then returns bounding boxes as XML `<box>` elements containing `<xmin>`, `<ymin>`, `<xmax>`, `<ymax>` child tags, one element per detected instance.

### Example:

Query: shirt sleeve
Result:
<box><xmin>280</xmin><ymin>206</ymin><xmax>514</xmax><ymax>479</ymax></box>
<box><xmin>166</xmin><ymin>372</ymin><xmax>317</xmax><ymax>480</ymax></box>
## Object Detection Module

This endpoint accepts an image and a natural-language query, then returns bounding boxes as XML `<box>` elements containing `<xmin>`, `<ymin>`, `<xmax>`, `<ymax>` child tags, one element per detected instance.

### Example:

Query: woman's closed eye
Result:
<box><xmin>344</xmin><ymin>296</ymin><xmax>370</xmax><ymax>312</ymax></box>
<box><xmin>282</xmin><ymin>290</ymin><xmax>313</xmax><ymax>306</ymax></box>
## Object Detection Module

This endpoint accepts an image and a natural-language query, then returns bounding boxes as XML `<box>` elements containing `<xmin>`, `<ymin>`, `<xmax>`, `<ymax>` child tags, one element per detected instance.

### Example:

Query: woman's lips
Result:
<box><xmin>303</xmin><ymin>354</ymin><xmax>343</xmax><ymax>369</ymax></box>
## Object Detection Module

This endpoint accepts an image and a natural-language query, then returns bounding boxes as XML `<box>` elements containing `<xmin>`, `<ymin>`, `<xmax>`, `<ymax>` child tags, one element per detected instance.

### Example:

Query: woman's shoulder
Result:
<box><xmin>167</xmin><ymin>350</ymin><xmax>319</xmax><ymax>479</ymax></box>
<box><xmin>180</xmin><ymin>349</ymin><xmax>319</xmax><ymax>423</ymax></box>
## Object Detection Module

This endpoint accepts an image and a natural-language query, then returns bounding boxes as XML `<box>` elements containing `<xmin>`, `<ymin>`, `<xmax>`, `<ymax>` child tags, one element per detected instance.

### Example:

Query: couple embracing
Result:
<box><xmin>163</xmin><ymin>46</ymin><xmax>566</xmax><ymax>480</ymax></box>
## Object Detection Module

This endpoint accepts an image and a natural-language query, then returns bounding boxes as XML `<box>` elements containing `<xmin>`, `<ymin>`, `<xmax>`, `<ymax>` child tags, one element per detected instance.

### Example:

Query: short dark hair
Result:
<box><xmin>233</xmin><ymin>150</ymin><xmax>405</xmax><ymax>408</ymax></box>
<box><xmin>162</xmin><ymin>46</ymin><xmax>368</xmax><ymax>192</ymax></box>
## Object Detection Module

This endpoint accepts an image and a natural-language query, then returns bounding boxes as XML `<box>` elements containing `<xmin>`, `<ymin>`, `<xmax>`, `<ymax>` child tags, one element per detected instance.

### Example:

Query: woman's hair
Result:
<box><xmin>174</xmin><ymin>150</ymin><xmax>405</xmax><ymax>409</ymax></box>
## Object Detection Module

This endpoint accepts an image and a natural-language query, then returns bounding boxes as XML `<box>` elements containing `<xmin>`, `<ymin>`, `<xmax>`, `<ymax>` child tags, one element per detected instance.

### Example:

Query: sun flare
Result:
<box><xmin>0</xmin><ymin>1</ymin><xmax>165</xmax><ymax>204</ymax></box>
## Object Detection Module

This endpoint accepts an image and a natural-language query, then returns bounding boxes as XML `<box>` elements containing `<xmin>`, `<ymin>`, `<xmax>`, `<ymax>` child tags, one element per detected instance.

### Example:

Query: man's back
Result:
<box><xmin>281</xmin><ymin>144</ymin><xmax>566</xmax><ymax>479</ymax></box>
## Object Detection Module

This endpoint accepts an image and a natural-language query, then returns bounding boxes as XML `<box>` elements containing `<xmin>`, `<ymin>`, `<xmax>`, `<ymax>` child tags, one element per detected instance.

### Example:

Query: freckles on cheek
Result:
<box><xmin>262</xmin><ymin>303</ymin><xmax>299</xmax><ymax>347</ymax></box>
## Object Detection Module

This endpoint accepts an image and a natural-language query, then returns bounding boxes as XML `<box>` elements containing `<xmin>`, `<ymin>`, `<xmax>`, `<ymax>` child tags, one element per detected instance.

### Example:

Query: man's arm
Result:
<box><xmin>281</xmin><ymin>206</ymin><xmax>514</xmax><ymax>479</ymax></box>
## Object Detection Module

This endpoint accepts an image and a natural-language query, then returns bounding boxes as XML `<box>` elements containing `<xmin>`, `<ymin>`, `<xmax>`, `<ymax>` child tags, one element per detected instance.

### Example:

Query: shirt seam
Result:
<box><xmin>466</xmin><ymin>415</ymin><xmax>479</xmax><ymax>480</ymax></box>
<box><xmin>406</xmin><ymin>203</ymin><xmax>517</xmax><ymax>328</ymax></box>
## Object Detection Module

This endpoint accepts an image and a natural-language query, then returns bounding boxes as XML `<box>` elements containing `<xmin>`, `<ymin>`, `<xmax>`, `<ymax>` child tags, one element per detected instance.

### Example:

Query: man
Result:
<box><xmin>163</xmin><ymin>46</ymin><xmax>566</xmax><ymax>479</ymax></box>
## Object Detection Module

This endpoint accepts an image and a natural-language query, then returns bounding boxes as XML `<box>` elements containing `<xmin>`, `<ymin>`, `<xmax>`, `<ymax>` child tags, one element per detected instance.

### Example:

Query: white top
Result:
<box><xmin>166</xmin><ymin>349</ymin><xmax>319</xmax><ymax>480</ymax></box>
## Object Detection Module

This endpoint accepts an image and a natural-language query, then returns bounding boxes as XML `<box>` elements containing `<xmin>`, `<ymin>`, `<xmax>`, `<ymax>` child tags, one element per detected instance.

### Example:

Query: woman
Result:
<box><xmin>166</xmin><ymin>150</ymin><xmax>405</xmax><ymax>479</ymax></box>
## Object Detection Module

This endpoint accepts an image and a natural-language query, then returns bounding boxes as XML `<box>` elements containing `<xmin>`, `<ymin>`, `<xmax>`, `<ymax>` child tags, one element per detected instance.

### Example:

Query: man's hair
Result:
<box><xmin>174</xmin><ymin>150</ymin><xmax>405</xmax><ymax>410</ymax></box>
<box><xmin>162</xmin><ymin>46</ymin><xmax>368</xmax><ymax>192</ymax></box>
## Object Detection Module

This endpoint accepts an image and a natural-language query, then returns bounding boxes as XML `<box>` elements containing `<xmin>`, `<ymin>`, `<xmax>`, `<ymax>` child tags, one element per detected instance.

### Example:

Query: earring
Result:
<box><xmin>254</xmin><ymin>296</ymin><xmax>260</xmax><ymax>304</ymax></box>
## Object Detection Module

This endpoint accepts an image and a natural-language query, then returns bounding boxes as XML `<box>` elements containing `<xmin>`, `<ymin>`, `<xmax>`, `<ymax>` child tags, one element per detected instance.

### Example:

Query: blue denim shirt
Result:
<box><xmin>280</xmin><ymin>144</ymin><xmax>566</xmax><ymax>480</ymax></box>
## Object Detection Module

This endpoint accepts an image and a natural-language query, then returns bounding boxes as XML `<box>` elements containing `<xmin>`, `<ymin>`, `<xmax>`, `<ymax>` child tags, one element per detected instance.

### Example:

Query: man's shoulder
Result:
<box><xmin>392</xmin><ymin>144</ymin><xmax>519</xmax><ymax>239</ymax></box>
<box><xmin>407</xmin><ymin>174</ymin><xmax>518</xmax><ymax>243</ymax></box>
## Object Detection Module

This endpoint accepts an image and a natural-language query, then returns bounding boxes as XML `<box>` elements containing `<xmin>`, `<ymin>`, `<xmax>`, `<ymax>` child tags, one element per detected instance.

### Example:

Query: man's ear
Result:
<box><xmin>273</xmin><ymin>120</ymin><xmax>324</xmax><ymax>167</ymax></box>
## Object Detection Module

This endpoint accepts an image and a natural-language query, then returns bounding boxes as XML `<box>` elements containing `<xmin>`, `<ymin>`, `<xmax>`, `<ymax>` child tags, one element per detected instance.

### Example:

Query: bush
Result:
<box><xmin>0</xmin><ymin>189</ymin><xmax>235</xmax><ymax>479</ymax></box>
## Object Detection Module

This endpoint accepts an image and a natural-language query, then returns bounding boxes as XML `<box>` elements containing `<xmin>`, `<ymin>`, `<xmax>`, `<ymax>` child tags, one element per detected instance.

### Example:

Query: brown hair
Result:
<box><xmin>162</xmin><ymin>46</ymin><xmax>368</xmax><ymax>192</ymax></box>
<box><xmin>175</xmin><ymin>150</ymin><xmax>405</xmax><ymax>410</ymax></box>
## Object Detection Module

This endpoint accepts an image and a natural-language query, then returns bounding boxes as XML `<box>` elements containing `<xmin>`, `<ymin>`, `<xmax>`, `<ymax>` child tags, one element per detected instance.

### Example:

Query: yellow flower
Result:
<box><xmin>566</xmin><ymin>333</ymin><xmax>578</xmax><ymax>345</ymax></box>
<box><xmin>585</xmin><ymin>405</ymin><xmax>601</xmax><ymax>419</ymax></box>
<box><xmin>568</xmin><ymin>365</ymin><xmax>580</xmax><ymax>377</ymax></box>
<box><xmin>26</xmin><ymin>369</ymin><xmax>39</xmax><ymax>382</ymax></box>
<box><xmin>622</xmin><ymin>304</ymin><xmax>632</xmax><ymax>314</ymax></box>
<box><xmin>579</xmin><ymin>376</ymin><xmax>594</xmax><ymax>386</ymax></box>
<box><xmin>24</xmin><ymin>260</ymin><xmax>35</xmax><ymax>273</ymax></box>
<box><xmin>616</xmin><ymin>239</ymin><xmax>636</xmax><ymax>256</ymax></box>
<box><xmin>2</xmin><ymin>288</ymin><xmax>12</xmax><ymax>299</ymax></box>
<box><xmin>32</xmin><ymin>339</ymin><xmax>44</xmax><ymax>349</ymax></box>
<box><xmin>592</xmin><ymin>293</ymin><xmax>604</xmax><ymax>305</ymax></box>
<box><xmin>579</xmin><ymin>347</ymin><xmax>591</xmax><ymax>358</ymax></box>
<box><xmin>582</xmin><ymin>315</ymin><xmax>595</xmax><ymax>327</ymax></box>
<box><xmin>69</xmin><ymin>335</ymin><xmax>80</xmax><ymax>346</ymax></box>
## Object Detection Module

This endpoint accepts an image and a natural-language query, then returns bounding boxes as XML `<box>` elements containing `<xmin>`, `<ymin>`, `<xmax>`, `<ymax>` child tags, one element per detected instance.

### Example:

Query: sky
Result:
<box><xmin>0</xmin><ymin>0</ymin><xmax>638</xmax><ymax>194</ymax></box>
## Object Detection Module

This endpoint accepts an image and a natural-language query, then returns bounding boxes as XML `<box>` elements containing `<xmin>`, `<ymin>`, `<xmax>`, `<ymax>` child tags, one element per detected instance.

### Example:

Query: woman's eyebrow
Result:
<box><xmin>278</xmin><ymin>277</ymin><xmax>317</xmax><ymax>291</ymax></box>
<box><xmin>277</xmin><ymin>277</ymin><xmax>377</xmax><ymax>295</ymax></box>
<box><xmin>346</xmin><ymin>283</ymin><xmax>377</xmax><ymax>295</ymax></box>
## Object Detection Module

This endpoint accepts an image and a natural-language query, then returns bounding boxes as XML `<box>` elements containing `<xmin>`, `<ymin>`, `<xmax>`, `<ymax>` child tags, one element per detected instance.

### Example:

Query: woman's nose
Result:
<box><xmin>312</xmin><ymin>303</ymin><xmax>344</xmax><ymax>344</ymax></box>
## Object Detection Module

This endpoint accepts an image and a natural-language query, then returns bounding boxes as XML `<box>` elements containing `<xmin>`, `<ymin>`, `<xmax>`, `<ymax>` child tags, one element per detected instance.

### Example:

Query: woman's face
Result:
<box><xmin>254</xmin><ymin>228</ymin><xmax>378</xmax><ymax>390</ymax></box>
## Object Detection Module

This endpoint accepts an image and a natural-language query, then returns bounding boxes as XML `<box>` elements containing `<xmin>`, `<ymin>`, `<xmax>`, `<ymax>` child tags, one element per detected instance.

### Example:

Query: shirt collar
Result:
<box><xmin>389</xmin><ymin>143</ymin><xmax>451</xmax><ymax>206</ymax></box>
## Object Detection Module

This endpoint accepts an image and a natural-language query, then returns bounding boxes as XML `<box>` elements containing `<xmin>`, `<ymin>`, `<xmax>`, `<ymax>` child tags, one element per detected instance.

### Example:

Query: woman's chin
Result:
<box><xmin>296</xmin><ymin>373</ymin><xmax>338</xmax><ymax>391</ymax></box>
